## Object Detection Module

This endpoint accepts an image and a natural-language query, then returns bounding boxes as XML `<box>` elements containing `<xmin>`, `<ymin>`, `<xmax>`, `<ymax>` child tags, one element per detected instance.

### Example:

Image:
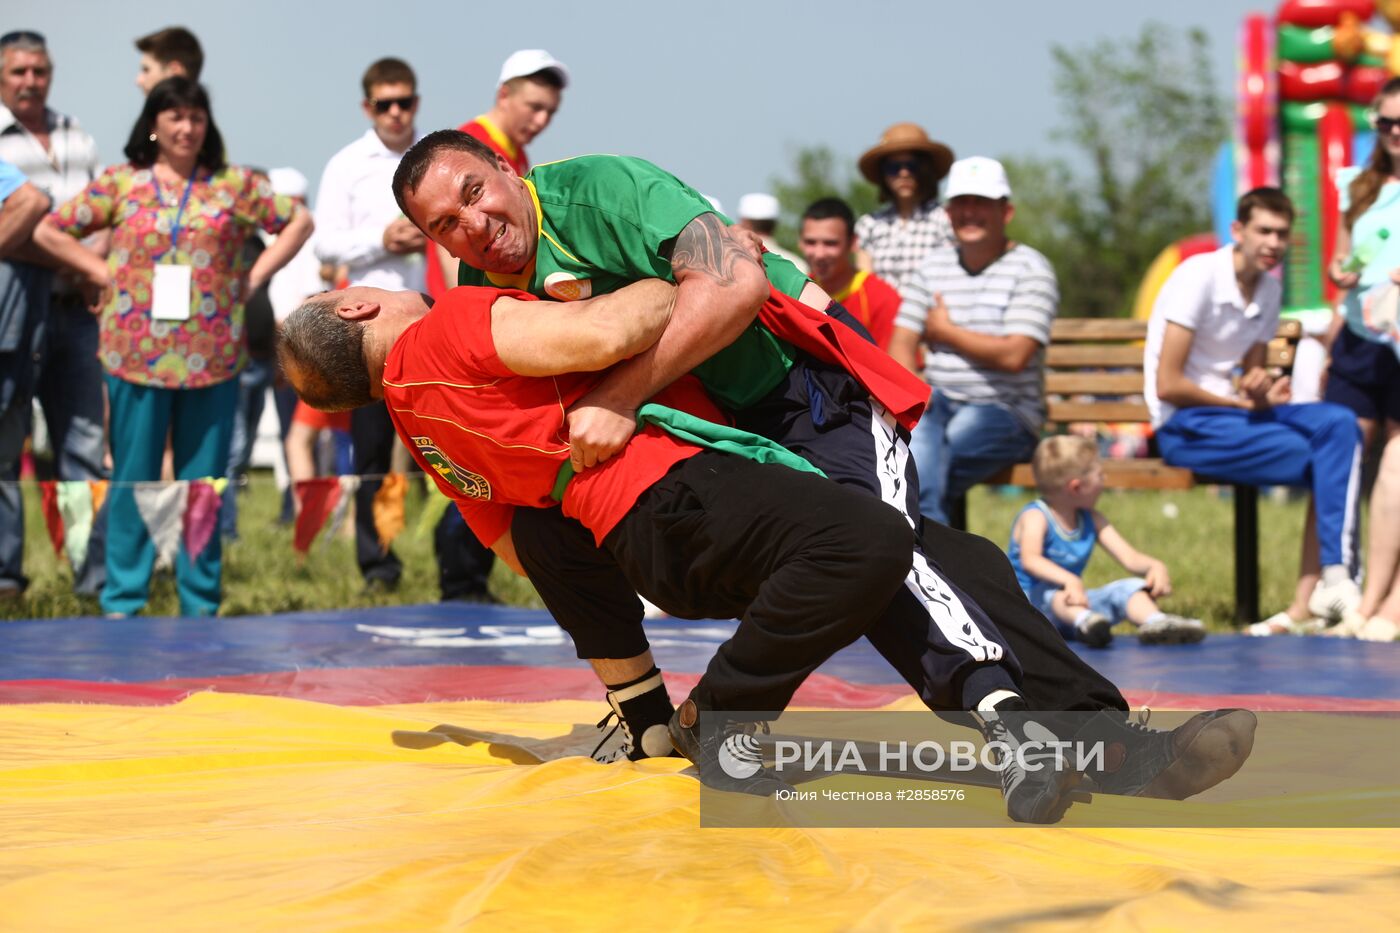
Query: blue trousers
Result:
<box><xmin>910</xmin><ymin>393</ymin><xmax>1040</xmax><ymax>523</ymax></box>
<box><xmin>103</xmin><ymin>375</ymin><xmax>237</xmax><ymax>616</ymax></box>
<box><xmin>1155</xmin><ymin>403</ymin><xmax>1362</xmax><ymax>568</ymax></box>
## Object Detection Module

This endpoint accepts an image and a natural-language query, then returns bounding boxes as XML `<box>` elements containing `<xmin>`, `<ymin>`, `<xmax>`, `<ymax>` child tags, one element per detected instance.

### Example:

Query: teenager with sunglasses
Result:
<box><xmin>853</xmin><ymin>122</ymin><xmax>955</xmax><ymax>290</ymax></box>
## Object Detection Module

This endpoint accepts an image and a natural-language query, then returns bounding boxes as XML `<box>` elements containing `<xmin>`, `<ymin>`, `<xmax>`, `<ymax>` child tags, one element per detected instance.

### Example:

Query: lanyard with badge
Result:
<box><xmin>150</xmin><ymin>172</ymin><xmax>196</xmax><ymax>321</ymax></box>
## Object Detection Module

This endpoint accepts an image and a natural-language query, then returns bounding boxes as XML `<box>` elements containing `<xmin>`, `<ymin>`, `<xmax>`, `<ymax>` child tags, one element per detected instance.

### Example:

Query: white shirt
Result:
<box><xmin>261</xmin><ymin>230</ymin><xmax>326</xmax><ymax>323</ymax></box>
<box><xmin>1144</xmin><ymin>244</ymin><xmax>1282</xmax><ymax>427</ymax></box>
<box><xmin>0</xmin><ymin>105</ymin><xmax>100</xmax><ymax>206</ymax></box>
<box><xmin>313</xmin><ymin>128</ymin><xmax>424</xmax><ymax>290</ymax></box>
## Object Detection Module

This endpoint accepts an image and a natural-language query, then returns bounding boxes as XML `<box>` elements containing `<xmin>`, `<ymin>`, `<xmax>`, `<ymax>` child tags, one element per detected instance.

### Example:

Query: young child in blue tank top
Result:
<box><xmin>1008</xmin><ymin>435</ymin><xmax>1205</xmax><ymax>647</ymax></box>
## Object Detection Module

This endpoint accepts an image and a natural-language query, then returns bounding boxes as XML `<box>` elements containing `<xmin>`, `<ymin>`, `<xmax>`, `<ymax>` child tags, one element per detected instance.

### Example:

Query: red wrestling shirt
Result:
<box><xmin>382</xmin><ymin>286</ymin><xmax>714</xmax><ymax>546</ymax></box>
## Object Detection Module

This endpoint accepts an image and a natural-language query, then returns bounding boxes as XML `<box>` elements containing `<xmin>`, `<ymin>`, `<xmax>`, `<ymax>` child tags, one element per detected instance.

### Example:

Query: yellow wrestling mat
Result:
<box><xmin>0</xmin><ymin>692</ymin><xmax>1396</xmax><ymax>931</ymax></box>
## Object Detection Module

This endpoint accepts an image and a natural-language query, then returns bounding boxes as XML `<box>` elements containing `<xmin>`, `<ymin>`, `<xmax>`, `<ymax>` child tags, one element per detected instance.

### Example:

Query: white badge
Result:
<box><xmin>151</xmin><ymin>264</ymin><xmax>193</xmax><ymax>321</ymax></box>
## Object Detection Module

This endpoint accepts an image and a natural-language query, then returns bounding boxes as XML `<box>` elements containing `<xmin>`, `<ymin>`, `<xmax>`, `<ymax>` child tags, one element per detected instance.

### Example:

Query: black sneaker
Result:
<box><xmin>1081</xmin><ymin>709</ymin><xmax>1257</xmax><ymax>799</ymax></box>
<box><xmin>669</xmin><ymin>699</ymin><xmax>789</xmax><ymax>796</ymax></box>
<box><xmin>976</xmin><ymin>707</ymin><xmax>1082</xmax><ymax>824</ymax></box>
<box><xmin>591</xmin><ymin>695</ymin><xmax>677</xmax><ymax>763</ymax></box>
<box><xmin>1076</xmin><ymin>612</ymin><xmax>1114</xmax><ymax>648</ymax></box>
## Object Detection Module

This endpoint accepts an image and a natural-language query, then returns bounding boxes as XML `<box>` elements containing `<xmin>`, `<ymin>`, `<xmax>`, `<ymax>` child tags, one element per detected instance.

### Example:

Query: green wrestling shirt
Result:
<box><xmin>456</xmin><ymin>154</ymin><xmax>810</xmax><ymax>409</ymax></box>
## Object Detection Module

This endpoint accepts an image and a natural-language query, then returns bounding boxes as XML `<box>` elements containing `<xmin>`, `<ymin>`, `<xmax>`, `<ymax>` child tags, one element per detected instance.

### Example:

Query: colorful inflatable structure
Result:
<box><xmin>1138</xmin><ymin>1</ymin><xmax>1400</xmax><ymax>332</ymax></box>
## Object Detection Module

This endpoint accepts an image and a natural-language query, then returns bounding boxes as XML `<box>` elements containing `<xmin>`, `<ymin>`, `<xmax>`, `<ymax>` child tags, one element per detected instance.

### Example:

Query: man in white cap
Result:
<box><xmin>427</xmin><ymin>51</ymin><xmax>571</xmax><ymax>301</ymax></box>
<box><xmin>737</xmin><ymin>192</ymin><xmax>807</xmax><ymax>273</ymax></box>
<box><xmin>459</xmin><ymin>49</ymin><xmax>568</xmax><ymax>178</ymax></box>
<box><xmin>889</xmin><ymin>156</ymin><xmax>1059</xmax><ymax>525</ymax></box>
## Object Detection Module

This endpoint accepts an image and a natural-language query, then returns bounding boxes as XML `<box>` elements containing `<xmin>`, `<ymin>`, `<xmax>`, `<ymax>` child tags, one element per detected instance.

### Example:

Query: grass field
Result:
<box><xmin>1</xmin><ymin>472</ymin><xmax>1318</xmax><ymax>627</ymax></box>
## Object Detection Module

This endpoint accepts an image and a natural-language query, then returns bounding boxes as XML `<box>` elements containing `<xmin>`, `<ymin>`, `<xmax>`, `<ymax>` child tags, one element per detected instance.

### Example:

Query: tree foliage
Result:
<box><xmin>1005</xmin><ymin>24</ymin><xmax>1228</xmax><ymax>316</ymax></box>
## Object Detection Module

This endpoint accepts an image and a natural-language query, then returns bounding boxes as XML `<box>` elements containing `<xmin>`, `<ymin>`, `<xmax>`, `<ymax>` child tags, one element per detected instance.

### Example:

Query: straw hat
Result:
<box><xmin>858</xmin><ymin>123</ymin><xmax>954</xmax><ymax>186</ymax></box>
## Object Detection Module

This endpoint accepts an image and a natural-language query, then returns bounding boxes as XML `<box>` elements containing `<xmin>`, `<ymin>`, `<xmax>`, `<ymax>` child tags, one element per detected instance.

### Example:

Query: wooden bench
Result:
<box><xmin>948</xmin><ymin>317</ymin><xmax>1303</xmax><ymax>624</ymax></box>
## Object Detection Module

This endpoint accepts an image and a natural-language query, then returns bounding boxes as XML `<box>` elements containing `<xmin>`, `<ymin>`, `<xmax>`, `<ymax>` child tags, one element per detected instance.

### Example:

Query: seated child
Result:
<box><xmin>1008</xmin><ymin>435</ymin><xmax>1206</xmax><ymax>647</ymax></box>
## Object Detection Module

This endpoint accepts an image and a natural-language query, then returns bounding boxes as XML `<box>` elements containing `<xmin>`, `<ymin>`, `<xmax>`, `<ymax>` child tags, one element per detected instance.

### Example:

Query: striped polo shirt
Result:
<box><xmin>896</xmin><ymin>243</ymin><xmax>1058</xmax><ymax>433</ymax></box>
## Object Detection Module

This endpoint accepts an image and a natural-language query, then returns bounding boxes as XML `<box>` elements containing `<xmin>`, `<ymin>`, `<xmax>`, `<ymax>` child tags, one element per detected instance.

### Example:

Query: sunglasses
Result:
<box><xmin>882</xmin><ymin>158</ymin><xmax>923</xmax><ymax>177</ymax></box>
<box><xmin>370</xmin><ymin>94</ymin><xmax>418</xmax><ymax>114</ymax></box>
<box><xmin>1375</xmin><ymin>115</ymin><xmax>1400</xmax><ymax>135</ymax></box>
<box><xmin>0</xmin><ymin>30</ymin><xmax>45</xmax><ymax>47</ymax></box>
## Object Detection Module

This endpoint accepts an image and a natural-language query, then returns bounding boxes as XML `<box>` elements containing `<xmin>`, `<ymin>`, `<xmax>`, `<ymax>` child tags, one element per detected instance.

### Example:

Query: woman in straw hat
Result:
<box><xmin>853</xmin><ymin>122</ymin><xmax>955</xmax><ymax>289</ymax></box>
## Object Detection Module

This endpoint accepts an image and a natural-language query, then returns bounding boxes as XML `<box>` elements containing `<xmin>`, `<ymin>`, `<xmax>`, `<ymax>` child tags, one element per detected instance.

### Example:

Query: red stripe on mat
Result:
<box><xmin>3</xmin><ymin>665</ymin><xmax>1400</xmax><ymax>711</ymax></box>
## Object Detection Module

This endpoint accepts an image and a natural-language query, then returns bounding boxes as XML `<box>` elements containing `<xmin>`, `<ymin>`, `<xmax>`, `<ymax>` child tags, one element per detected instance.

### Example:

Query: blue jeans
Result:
<box><xmin>0</xmin><ymin>260</ymin><xmax>51</xmax><ymax>594</ymax></box>
<box><xmin>910</xmin><ymin>393</ymin><xmax>1039</xmax><ymax>523</ymax></box>
<box><xmin>1032</xmin><ymin>577</ymin><xmax>1148</xmax><ymax>641</ymax></box>
<box><xmin>36</xmin><ymin>297</ymin><xmax>108</xmax><ymax>594</ymax></box>
<box><xmin>221</xmin><ymin>359</ymin><xmax>273</xmax><ymax>538</ymax></box>
<box><xmin>1155</xmin><ymin>403</ymin><xmax>1362</xmax><ymax>568</ymax></box>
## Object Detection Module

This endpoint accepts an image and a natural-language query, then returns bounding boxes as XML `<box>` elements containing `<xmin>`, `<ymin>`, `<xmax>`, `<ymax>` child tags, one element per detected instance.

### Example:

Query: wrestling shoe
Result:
<box><xmin>591</xmin><ymin>673</ymin><xmax>677</xmax><ymax>763</ymax></box>
<box><xmin>1075</xmin><ymin>612</ymin><xmax>1113</xmax><ymax>648</ymax></box>
<box><xmin>1137</xmin><ymin>614</ymin><xmax>1207</xmax><ymax>645</ymax></box>
<box><xmin>975</xmin><ymin>704</ymin><xmax>1082</xmax><ymax>824</ymax></box>
<box><xmin>669</xmin><ymin>698</ymin><xmax>789</xmax><ymax>796</ymax></box>
<box><xmin>1081</xmin><ymin>708</ymin><xmax>1257</xmax><ymax>799</ymax></box>
<box><xmin>1308</xmin><ymin>575</ymin><xmax>1362</xmax><ymax>622</ymax></box>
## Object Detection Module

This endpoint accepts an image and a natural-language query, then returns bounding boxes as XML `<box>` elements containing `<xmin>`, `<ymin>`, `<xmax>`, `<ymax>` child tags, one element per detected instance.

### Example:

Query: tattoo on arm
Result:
<box><xmin>668</xmin><ymin>213</ymin><xmax>761</xmax><ymax>286</ymax></box>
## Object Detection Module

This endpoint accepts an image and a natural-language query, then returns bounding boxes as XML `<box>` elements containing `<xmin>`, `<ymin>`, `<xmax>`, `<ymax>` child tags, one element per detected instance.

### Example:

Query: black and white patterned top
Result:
<box><xmin>854</xmin><ymin>198</ymin><xmax>954</xmax><ymax>290</ymax></box>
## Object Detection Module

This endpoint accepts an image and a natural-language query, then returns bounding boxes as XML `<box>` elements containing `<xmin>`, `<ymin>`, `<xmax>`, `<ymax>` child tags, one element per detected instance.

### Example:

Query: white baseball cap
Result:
<box><xmin>267</xmin><ymin>167</ymin><xmax>309</xmax><ymax>199</ymax></box>
<box><xmin>498</xmin><ymin>49</ymin><xmax>570</xmax><ymax>89</ymax></box>
<box><xmin>737</xmin><ymin>192</ymin><xmax>781</xmax><ymax>221</ymax></box>
<box><xmin>944</xmin><ymin>156</ymin><xmax>1012</xmax><ymax>200</ymax></box>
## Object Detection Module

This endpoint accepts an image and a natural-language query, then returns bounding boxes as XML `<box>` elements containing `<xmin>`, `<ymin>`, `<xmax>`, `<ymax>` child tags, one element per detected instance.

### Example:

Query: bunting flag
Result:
<box><xmin>323</xmin><ymin>475</ymin><xmax>360</xmax><ymax>544</ymax></box>
<box><xmin>133</xmin><ymin>481</ymin><xmax>189</xmax><ymax>569</ymax></box>
<box><xmin>373</xmin><ymin>473</ymin><xmax>408</xmax><ymax>554</ymax></box>
<box><xmin>88</xmin><ymin>479</ymin><xmax>109</xmax><ymax>516</ymax></box>
<box><xmin>183</xmin><ymin>479</ymin><xmax>227</xmax><ymax>562</ymax></box>
<box><xmin>38</xmin><ymin>480</ymin><xmax>64</xmax><ymax>557</ymax></box>
<box><xmin>55</xmin><ymin>481</ymin><xmax>95</xmax><ymax>570</ymax></box>
<box><xmin>413</xmin><ymin>486</ymin><xmax>452</xmax><ymax>540</ymax></box>
<box><xmin>292</xmin><ymin>478</ymin><xmax>342</xmax><ymax>554</ymax></box>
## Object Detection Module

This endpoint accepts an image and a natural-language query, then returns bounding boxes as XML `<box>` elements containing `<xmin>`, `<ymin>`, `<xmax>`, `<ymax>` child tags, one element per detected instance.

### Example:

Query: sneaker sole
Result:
<box><xmin>1010</xmin><ymin>766</ymin><xmax>1083</xmax><ymax>825</ymax></box>
<box><xmin>1138</xmin><ymin>709</ymin><xmax>1257</xmax><ymax>800</ymax></box>
<box><xmin>1138</xmin><ymin>627</ymin><xmax>1207</xmax><ymax>645</ymax></box>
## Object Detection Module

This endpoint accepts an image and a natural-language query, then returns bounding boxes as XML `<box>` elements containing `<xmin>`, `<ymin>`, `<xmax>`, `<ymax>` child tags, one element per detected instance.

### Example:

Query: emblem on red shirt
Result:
<box><xmin>412</xmin><ymin>436</ymin><xmax>491</xmax><ymax>500</ymax></box>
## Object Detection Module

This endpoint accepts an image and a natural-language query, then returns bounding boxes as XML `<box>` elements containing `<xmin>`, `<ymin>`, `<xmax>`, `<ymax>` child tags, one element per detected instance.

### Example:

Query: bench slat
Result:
<box><xmin>1045</xmin><ymin>345</ymin><xmax>1145</xmax><ymax>367</ymax></box>
<box><xmin>1045</xmin><ymin>400</ymin><xmax>1150</xmax><ymax>422</ymax></box>
<box><xmin>1044</xmin><ymin>372</ymin><xmax>1145</xmax><ymax>394</ymax></box>
<box><xmin>984</xmin><ymin>459</ymin><xmax>1196</xmax><ymax>490</ymax></box>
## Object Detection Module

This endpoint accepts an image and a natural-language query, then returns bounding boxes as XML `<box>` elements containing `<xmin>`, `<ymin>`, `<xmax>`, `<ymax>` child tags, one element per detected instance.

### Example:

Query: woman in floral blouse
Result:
<box><xmin>41</xmin><ymin>77</ymin><xmax>312</xmax><ymax>616</ymax></box>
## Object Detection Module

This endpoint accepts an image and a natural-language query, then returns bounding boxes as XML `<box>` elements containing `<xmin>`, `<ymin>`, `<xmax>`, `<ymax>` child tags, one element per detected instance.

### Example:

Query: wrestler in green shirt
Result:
<box><xmin>457</xmin><ymin>154</ymin><xmax>808</xmax><ymax>410</ymax></box>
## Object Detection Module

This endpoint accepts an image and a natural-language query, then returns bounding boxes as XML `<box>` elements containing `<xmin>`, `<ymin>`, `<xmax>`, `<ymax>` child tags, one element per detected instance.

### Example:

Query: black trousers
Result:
<box><xmin>513</xmin><ymin>355</ymin><xmax>1128</xmax><ymax>714</ymax></box>
<box><xmin>522</xmin><ymin>450</ymin><xmax>911</xmax><ymax>714</ymax></box>
<box><xmin>351</xmin><ymin>401</ymin><xmax>403</xmax><ymax>585</ymax></box>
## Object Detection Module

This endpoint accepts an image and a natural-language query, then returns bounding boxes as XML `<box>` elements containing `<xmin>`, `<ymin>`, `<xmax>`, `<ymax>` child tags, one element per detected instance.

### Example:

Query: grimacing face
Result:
<box><xmin>404</xmin><ymin>149</ymin><xmax>539</xmax><ymax>274</ymax></box>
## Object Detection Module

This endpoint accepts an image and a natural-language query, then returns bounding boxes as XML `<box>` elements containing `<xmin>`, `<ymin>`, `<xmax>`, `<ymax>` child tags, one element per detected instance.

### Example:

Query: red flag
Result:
<box><xmin>38</xmin><ymin>480</ymin><xmax>64</xmax><ymax>557</ymax></box>
<box><xmin>293</xmin><ymin>478</ymin><xmax>342</xmax><ymax>554</ymax></box>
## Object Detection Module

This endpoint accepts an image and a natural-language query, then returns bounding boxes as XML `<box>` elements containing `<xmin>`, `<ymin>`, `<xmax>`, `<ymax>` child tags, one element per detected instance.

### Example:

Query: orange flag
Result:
<box><xmin>88</xmin><ymin>479</ymin><xmax>109</xmax><ymax>516</ymax></box>
<box><xmin>372</xmin><ymin>473</ymin><xmax>408</xmax><ymax>554</ymax></box>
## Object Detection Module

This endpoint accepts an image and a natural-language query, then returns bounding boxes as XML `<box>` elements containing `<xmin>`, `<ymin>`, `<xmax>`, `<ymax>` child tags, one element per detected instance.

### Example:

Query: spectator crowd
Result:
<box><xmin>1</xmin><ymin>25</ymin><xmax>1397</xmax><ymax>644</ymax></box>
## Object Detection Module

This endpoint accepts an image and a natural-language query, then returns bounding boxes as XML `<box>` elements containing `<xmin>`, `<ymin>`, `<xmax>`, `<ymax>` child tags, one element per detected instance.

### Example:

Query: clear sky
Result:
<box><xmin>11</xmin><ymin>0</ymin><xmax>1266</xmax><ymax>213</ymax></box>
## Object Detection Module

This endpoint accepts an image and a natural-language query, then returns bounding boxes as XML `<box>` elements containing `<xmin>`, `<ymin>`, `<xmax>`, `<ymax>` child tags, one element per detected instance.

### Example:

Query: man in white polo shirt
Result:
<box><xmin>890</xmin><ymin>156</ymin><xmax>1059</xmax><ymax>525</ymax></box>
<box><xmin>1145</xmin><ymin>186</ymin><xmax>1363</xmax><ymax>632</ymax></box>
